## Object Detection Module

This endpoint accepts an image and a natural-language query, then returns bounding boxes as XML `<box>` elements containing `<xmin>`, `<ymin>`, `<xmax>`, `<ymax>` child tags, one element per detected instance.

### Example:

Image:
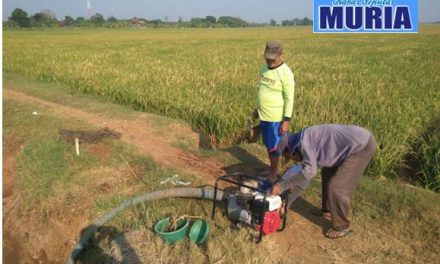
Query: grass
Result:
<box><xmin>301</xmin><ymin>176</ymin><xmax>440</xmax><ymax>263</ymax></box>
<box><xmin>410</xmin><ymin>117</ymin><xmax>440</xmax><ymax>192</ymax></box>
<box><xmin>3</xmin><ymin>73</ymin><xmax>142</xmax><ymax>121</ymax></box>
<box><xmin>416</xmin><ymin>136</ymin><xmax>440</xmax><ymax>191</ymax></box>
<box><xmin>81</xmin><ymin>199</ymin><xmax>286</xmax><ymax>264</ymax></box>
<box><xmin>3</xmin><ymin>100</ymin><xmax>96</xmax><ymax>210</ymax></box>
<box><xmin>4</xmin><ymin>82</ymin><xmax>440</xmax><ymax>263</ymax></box>
<box><xmin>3</xmin><ymin>97</ymin><xmax>285</xmax><ymax>263</ymax></box>
<box><xmin>3</xmin><ymin>26</ymin><xmax>440</xmax><ymax>189</ymax></box>
<box><xmin>17</xmin><ymin>138</ymin><xmax>76</xmax><ymax>200</ymax></box>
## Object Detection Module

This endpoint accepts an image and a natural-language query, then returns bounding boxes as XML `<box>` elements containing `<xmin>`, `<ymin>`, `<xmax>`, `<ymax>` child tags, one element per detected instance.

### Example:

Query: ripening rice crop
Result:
<box><xmin>3</xmin><ymin>26</ymin><xmax>440</xmax><ymax>188</ymax></box>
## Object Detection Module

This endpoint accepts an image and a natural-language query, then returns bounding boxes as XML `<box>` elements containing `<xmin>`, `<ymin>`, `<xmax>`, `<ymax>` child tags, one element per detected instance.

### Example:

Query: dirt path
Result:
<box><xmin>3</xmin><ymin>89</ymin><xmax>225</xmax><ymax>183</ymax></box>
<box><xmin>3</xmin><ymin>89</ymin><xmax>345</xmax><ymax>264</ymax></box>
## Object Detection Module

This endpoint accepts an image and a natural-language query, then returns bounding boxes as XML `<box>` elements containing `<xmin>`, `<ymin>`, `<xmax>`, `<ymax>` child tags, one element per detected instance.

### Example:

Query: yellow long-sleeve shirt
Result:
<box><xmin>256</xmin><ymin>63</ymin><xmax>295</xmax><ymax>122</ymax></box>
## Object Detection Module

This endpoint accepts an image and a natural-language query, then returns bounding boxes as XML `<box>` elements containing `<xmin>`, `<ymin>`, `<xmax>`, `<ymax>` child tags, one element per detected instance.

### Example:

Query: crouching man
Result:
<box><xmin>272</xmin><ymin>124</ymin><xmax>377</xmax><ymax>239</ymax></box>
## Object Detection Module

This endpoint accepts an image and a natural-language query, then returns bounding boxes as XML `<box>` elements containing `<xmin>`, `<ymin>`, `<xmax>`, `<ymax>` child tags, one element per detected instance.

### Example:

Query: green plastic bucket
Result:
<box><xmin>189</xmin><ymin>219</ymin><xmax>210</xmax><ymax>244</ymax></box>
<box><xmin>154</xmin><ymin>217</ymin><xmax>189</xmax><ymax>244</ymax></box>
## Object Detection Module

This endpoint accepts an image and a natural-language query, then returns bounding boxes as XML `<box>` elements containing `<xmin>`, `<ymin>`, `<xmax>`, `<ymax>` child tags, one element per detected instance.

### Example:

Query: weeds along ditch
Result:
<box><xmin>3</xmin><ymin>26</ymin><xmax>440</xmax><ymax>190</ymax></box>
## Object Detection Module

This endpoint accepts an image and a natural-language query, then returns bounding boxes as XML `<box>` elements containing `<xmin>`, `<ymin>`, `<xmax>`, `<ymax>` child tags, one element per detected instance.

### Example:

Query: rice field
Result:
<box><xmin>3</xmin><ymin>26</ymin><xmax>440</xmax><ymax>185</ymax></box>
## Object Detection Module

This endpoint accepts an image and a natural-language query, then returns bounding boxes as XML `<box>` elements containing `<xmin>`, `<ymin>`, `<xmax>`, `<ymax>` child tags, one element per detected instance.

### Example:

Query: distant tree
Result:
<box><xmin>91</xmin><ymin>13</ymin><xmax>105</xmax><ymax>26</ymax></box>
<box><xmin>32</xmin><ymin>12</ymin><xmax>44</xmax><ymax>24</ymax></box>
<box><xmin>281</xmin><ymin>17</ymin><xmax>313</xmax><ymax>27</ymax></box>
<box><xmin>205</xmin><ymin>16</ymin><xmax>216</xmax><ymax>24</ymax></box>
<box><xmin>75</xmin><ymin>17</ymin><xmax>88</xmax><ymax>27</ymax></box>
<box><xmin>9</xmin><ymin>8</ymin><xmax>31</xmax><ymax>27</ymax></box>
<box><xmin>270</xmin><ymin>19</ymin><xmax>277</xmax><ymax>26</ymax></box>
<box><xmin>108</xmin><ymin>16</ymin><xmax>118</xmax><ymax>23</ymax></box>
<box><xmin>217</xmin><ymin>16</ymin><xmax>230</xmax><ymax>26</ymax></box>
<box><xmin>41</xmin><ymin>9</ymin><xmax>57</xmax><ymax>20</ymax></box>
<box><xmin>190</xmin><ymin>17</ymin><xmax>206</xmax><ymax>27</ymax></box>
<box><xmin>150</xmin><ymin>19</ymin><xmax>162</xmax><ymax>28</ymax></box>
<box><xmin>64</xmin><ymin>16</ymin><xmax>75</xmax><ymax>27</ymax></box>
<box><xmin>303</xmin><ymin>17</ymin><xmax>312</xmax><ymax>25</ymax></box>
<box><xmin>3</xmin><ymin>20</ymin><xmax>18</xmax><ymax>28</ymax></box>
<box><xmin>31</xmin><ymin>9</ymin><xmax>58</xmax><ymax>27</ymax></box>
<box><xmin>218</xmin><ymin>16</ymin><xmax>248</xmax><ymax>27</ymax></box>
<box><xmin>281</xmin><ymin>20</ymin><xmax>291</xmax><ymax>26</ymax></box>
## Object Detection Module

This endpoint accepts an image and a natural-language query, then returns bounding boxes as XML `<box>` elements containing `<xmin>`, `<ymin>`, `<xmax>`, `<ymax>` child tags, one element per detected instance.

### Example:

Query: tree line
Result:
<box><xmin>5</xmin><ymin>8</ymin><xmax>313</xmax><ymax>28</ymax></box>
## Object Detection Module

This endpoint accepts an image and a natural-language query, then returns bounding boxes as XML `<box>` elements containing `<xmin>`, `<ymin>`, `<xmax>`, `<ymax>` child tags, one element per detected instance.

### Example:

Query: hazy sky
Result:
<box><xmin>2</xmin><ymin>0</ymin><xmax>440</xmax><ymax>23</ymax></box>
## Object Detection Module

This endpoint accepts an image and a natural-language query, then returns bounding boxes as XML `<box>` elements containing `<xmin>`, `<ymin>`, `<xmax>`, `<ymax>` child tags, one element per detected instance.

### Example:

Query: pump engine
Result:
<box><xmin>211</xmin><ymin>173</ymin><xmax>288</xmax><ymax>242</ymax></box>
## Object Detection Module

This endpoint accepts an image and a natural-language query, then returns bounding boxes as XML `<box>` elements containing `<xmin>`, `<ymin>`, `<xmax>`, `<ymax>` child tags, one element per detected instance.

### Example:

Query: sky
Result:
<box><xmin>2</xmin><ymin>0</ymin><xmax>440</xmax><ymax>23</ymax></box>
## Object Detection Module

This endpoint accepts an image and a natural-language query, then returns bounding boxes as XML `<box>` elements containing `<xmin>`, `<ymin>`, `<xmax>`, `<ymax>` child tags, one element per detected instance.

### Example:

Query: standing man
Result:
<box><xmin>254</xmin><ymin>40</ymin><xmax>295</xmax><ymax>182</ymax></box>
<box><xmin>272</xmin><ymin>124</ymin><xmax>377</xmax><ymax>239</ymax></box>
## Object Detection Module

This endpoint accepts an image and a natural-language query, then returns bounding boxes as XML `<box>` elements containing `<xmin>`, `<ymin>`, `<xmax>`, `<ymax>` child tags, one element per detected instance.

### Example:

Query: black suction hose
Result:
<box><xmin>67</xmin><ymin>187</ymin><xmax>224</xmax><ymax>264</ymax></box>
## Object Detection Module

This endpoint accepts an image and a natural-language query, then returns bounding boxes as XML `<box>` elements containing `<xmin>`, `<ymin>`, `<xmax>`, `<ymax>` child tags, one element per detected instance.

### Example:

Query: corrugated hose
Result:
<box><xmin>66</xmin><ymin>187</ymin><xmax>224</xmax><ymax>264</ymax></box>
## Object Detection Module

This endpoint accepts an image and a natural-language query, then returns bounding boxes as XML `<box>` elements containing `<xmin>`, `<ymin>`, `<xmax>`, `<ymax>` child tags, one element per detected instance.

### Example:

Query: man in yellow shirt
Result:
<box><xmin>253</xmin><ymin>40</ymin><xmax>295</xmax><ymax>182</ymax></box>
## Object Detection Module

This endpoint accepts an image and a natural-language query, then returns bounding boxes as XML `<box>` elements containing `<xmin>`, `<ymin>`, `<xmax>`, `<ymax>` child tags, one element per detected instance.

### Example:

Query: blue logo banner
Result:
<box><xmin>313</xmin><ymin>0</ymin><xmax>418</xmax><ymax>33</ymax></box>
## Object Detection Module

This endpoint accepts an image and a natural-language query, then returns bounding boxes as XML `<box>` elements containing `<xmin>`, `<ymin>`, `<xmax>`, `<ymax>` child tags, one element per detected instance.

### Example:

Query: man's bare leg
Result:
<box><xmin>268</xmin><ymin>153</ymin><xmax>279</xmax><ymax>182</ymax></box>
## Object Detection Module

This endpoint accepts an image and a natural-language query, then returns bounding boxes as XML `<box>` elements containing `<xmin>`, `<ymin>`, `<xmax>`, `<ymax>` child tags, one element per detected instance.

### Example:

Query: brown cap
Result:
<box><xmin>264</xmin><ymin>40</ymin><xmax>283</xmax><ymax>59</ymax></box>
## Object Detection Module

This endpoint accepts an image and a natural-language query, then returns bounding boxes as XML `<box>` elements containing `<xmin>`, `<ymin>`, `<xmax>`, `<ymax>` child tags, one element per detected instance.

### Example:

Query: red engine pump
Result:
<box><xmin>257</xmin><ymin>210</ymin><xmax>281</xmax><ymax>235</ymax></box>
<box><xmin>212</xmin><ymin>173</ymin><xmax>288</xmax><ymax>243</ymax></box>
<box><xmin>250</xmin><ymin>193</ymin><xmax>283</xmax><ymax>235</ymax></box>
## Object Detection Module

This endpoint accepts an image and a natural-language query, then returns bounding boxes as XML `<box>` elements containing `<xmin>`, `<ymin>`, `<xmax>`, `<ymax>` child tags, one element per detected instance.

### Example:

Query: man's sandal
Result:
<box><xmin>325</xmin><ymin>227</ymin><xmax>352</xmax><ymax>239</ymax></box>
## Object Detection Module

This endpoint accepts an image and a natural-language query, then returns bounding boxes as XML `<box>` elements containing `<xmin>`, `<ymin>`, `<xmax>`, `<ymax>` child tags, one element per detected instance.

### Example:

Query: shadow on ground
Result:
<box><xmin>77</xmin><ymin>225</ymin><xmax>142</xmax><ymax>264</ymax></box>
<box><xmin>222</xmin><ymin>145</ymin><xmax>269</xmax><ymax>176</ymax></box>
<box><xmin>290</xmin><ymin>197</ymin><xmax>332</xmax><ymax>234</ymax></box>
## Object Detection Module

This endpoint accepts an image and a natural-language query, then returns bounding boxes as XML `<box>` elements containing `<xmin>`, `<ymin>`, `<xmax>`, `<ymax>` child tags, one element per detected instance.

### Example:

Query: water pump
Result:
<box><xmin>211</xmin><ymin>173</ymin><xmax>288</xmax><ymax>242</ymax></box>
